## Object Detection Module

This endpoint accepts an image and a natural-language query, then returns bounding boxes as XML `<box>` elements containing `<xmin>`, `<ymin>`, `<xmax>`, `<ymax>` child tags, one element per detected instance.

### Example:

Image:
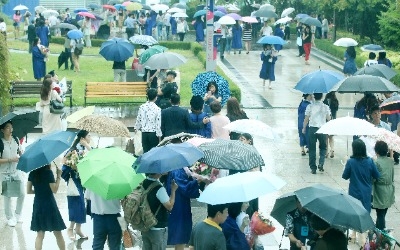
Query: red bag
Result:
<box><xmin>250</xmin><ymin>211</ymin><xmax>275</xmax><ymax>235</ymax></box>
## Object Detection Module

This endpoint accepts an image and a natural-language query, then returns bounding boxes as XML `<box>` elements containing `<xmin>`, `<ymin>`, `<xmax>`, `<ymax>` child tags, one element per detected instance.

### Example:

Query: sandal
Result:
<box><xmin>75</xmin><ymin>230</ymin><xmax>89</xmax><ymax>240</ymax></box>
<box><xmin>301</xmin><ymin>150</ymin><xmax>306</xmax><ymax>156</ymax></box>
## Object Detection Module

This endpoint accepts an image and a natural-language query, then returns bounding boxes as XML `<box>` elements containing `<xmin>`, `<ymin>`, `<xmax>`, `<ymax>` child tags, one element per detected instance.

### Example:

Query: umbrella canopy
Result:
<box><xmin>67</xmin><ymin>29</ymin><xmax>83</xmax><ymax>39</ymax></box>
<box><xmin>172</xmin><ymin>12</ymin><xmax>188</xmax><ymax>18</ymax></box>
<box><xmin>193</xmin><ymin>9</ymin><xmax>207</xmax><ymax>18</ymax></box>
<box><xmin>217</xmin><ymin>15</ymin><xmax>235</xmax><ymax>25</ymax></box>
<box><xmin>74</xmin><ymin>8</ymin><xmax>88</xmax><ymax>13</ymax></box>
<box><xmin>316</xmin><ymin>116</ymin><xmax>379</xmax><ymax>136</ymax></box>
<box><xmin>198</xmin><ymin>139</ymin><xmax>265</xmax><ymax>171</ymax></box>
<box><xmin>103</xmin><ymin>4</ymin><xmax>117</xmax><ymax>11</ymax></box>
<box><xmin>141</xmin><ymin>4</ymin><xmax>151</xmax><ymax>10</ymax></box>
<box><xmin>88</xmin><ymin>3</ymin><xmax>101</xmax><ymax>10</ymax></box>
<box><xmin>186</xmin><ymin>137</ymin><xmax>215</xmax><ymax>147</ymax></box>
<box><xmin>100</xmin><ymin>37</ymin><xmax>134</xmax><ymax>62</ymax></box>
<box><xmin>361</xmin><ymin>44</ymin><xmax>385</xmax><ymax>52</ymax></box>
<box><xmin>334</xmin><ymin>37</ymin><xmax>358</xmax><ymax>47</ymax></box>
<box><xmin>226</xmin><ymin>13</ymin><xmax>242</xmax><ymax>21</ymax></box>
<box><xmin>35</xmin><ymin>6</ymin><xmax>46</xmax><ymax>13</ymax></box>
<box><xmin>75</xmin><ymin>115</ymin><xmax>130</xmax><ymax>137</ymax></box>
<box><xmin>281</xmin><ymin>7</ymin><xmax>295</xmax><ymax>17</ymax></box>
<box><xmin>172</xmin><ymin>3</ymin><xmax>188</xmax><ymax>9</ymax></box>
<box><xmin>332</xmin><ymin>75</ymin><xmax>400</xmax><ymax>93</ymax></box>
<box><xmin>251</xmin><ymin>3</ymin><xmax>261</xmax><ymax>8</ymax></box>
<box><xmin>133</xmin><ymin>142</ymin><xmax>204</xmax><ymax>173</ymax></box>
<box><xmin>380</xmin><ymin>95</ymin><xmax>400</xmax><ymax>115</ymax></box>
<box><xmin>17</xmin><ymin>131</ymin><xmax>76</xmax><ymax>172</ymax></box>
<box><xmin>299</xmin><ymin>17</ymin><xmax>322</xmax><ymax>27</ymax></box>
<box><xmin>259</xmin><ymin>4</ymin><xmax>275</xmax><ymax>11</ymax></box>
<box><xmin>54</xmin><ymin>23</ymin><xmax>78</xmax><ymax>30</ymax></box>
<box><xmin>226</xmin><ymin>4</ymin><xmax>240</xmax><ymax>12</ymax></box>
<box><xmin>78</xmin><ymin>12</ymin><xmax>96</xmax><ymax>19</ymax></box>
<box><xmin>253</xmin><ymin>9</ymin><xmax>278</xmax><ymax>18</ymax></box>
<box><xmin>13</xmin><ymin>4</ymin><xmax>29</xmax><ymax>11</ymax></box>
<box><xmin>143</xmin><ymin>51</ymin><xmax>187</xmax><ymax>69</ymax></box>
<box><xmin>157</xmin><ymin>132</ymin><xmax>202</xmax><ymax>146</ymax></box>
<box><xmin>139</xmin><ymin>45</ymin><xmax>168</xmax><ymax>64</ymax></box>
<box><xmin>129</xmin><ymin>35</ymin><xmax>158</xmax><ymax>46</ymax></box>
<box><xmin>223</xmin><ymin>119</ymin><xmax>279</xmax><ymax>140</ymax></box>
<box><xmin>191</xmin><ymin>71</ymin><xmax>231</xmax><ymax>106</ymax></box>
<box><xmin>42</xmin><ymin>10</ymin><xmax>59</xmax><ymax>18</ymax></box>
<box><xmin>114</xmin><ymin>4</ymin><xmax>126</xmax><ymax>10</ymax></box>
<box><xmin>257</xmin><ymin>35</ymin><xmax>286</xmax><ymax>45</ymax></box>
<box><xmin>368</xmin><ymin>127</ymin><xmax>400</xmax><ymax>152</ymax></box>
<box><xmin>270</xmin><ymin>192</ymin><xmax>297</xmax><ymax>226</ymax></box>
<box><xmin>294</xmin><ymin>69</ymin><xmax>345</xmax><ymax>94</ymax></box>
<box><xmin>214</xmin><ymin>11</ymin><xmax>226</xmax><ymax>18</ymax></box>
<box><xmin>275</xmin><ymin>16</ymin><xmax>292</xmax><ymax>25</ymax></box>
<box><xmin>126</xmin><ymin>2</ymin><xmax>143</xmax><ymax>11</ymax></box>
<box><xmin>77</xmin><ymin>147</ymin><xmax>144</xmax><ymax>200</ymax></box>
<box><xmin>354</xmin><ymin>64</ymin><xmax>397</xmax><ymax>80</ymax></box>
<box><xmin>241</xmin><ymin>16</ymin><xmax>258</xmax><ymax>23</ymax></box>
<box><xmin>216</xmin><ymin>6</ymin><xmax>227</xmax><ymax>14</ymax></box>
<box><xmin>167</xmin><ymin>7</ymin><xmax>183</xmax><ymax>13</ymax></box>
<box><xmin>295</xmin><ymin>13</ymin><xmax>309</xmax><ymax>20</ymax></box>
<box><xmin>151</xmin><ymin>4</ymin><xmax>169</xmax><ymax>12</ymax></box>
<box><xmin>295</xmin><ymin>184</ymin><xmax>375</xmax><ymax>232</ymax></box>
<box><xmin>0</xmin><ymin>111</ymin><xmax>39</xmax><ymax>139</ymax></box>
<box><xmin>92</xmin><ymin>13</ymin><xmax>104</xmax><ymax>21</ymax></box>
<box><xmin>198</xmin><ymin>172</ymin><xmax>286</xmax><ymax>205</ymax></box>
<box><xmin>66</xmin><ymin>106</ymin><xmax>95</xmax><ymax>123</ymax></box>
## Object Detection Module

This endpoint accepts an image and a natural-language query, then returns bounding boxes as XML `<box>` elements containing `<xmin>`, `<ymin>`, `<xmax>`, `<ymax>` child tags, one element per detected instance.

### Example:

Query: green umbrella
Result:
<box><xmin>139</xmin><ymin>45</ymin><xmax>168</xmax><ymax>64</ymax></box>
<box><xmin>77</xmin><ymin>147</ymin><xmax>144</xmax><ymax>200</ymax></box>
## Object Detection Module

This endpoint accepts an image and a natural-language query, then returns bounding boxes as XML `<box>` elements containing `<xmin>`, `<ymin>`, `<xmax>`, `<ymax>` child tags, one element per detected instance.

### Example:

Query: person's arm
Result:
<box><xmin>185</xmin><ymin>110</ymin><xmax>208</xmax><ymax>129</ymax></box>
<box><xmin>134</xmin><ymin>106</ymin><xmax>142</xmax><ymax>131</ymax></box>
<box><xmin>288</xmin><ymin>234</ymin><xmax>304</xmax><ymax>248</ymax></box>
<box><xmin>26</xmin><ymin>181</ymin><xmax>34</xmax><ymax>194</ymax></box>
<box><xmin>156</xmin><ymin>109</ymin><xmax>162</xmax><ymax>138</ymax></box>
<box><xmin>162</xmin><ymin>181</ymin><xmax>178</xmax><ymax>211</ymax></box>
<box><xmin>302</xmin><ymin>115</ymin><xmax>309</xmax><ymax>134</ymax></box>
<box><xmin>52</xmin><ymin>90</ymin><xmax>63</xmax><ymax>102</ymax></box>
<box><xmin>0</xmin><ymin>155</ymin><xmax>19</xmax><ymax>164</ymax></box>
<box><xmin>50</xmin><ymin>168</ymin><xmax>62</xmax><ymax>193</ymax></box>
<box><xmin>342</xmin><ymin>161</ymin><xmax>351</xmax><ymax>180</ymax></box>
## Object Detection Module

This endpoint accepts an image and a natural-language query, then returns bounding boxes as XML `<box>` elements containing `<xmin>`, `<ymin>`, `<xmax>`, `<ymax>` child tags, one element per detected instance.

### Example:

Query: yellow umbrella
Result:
<box><xmin>126</xmin><ymin>2</ymin><xmax>142</xmax><ymax>11</ymax></box>
<box><xmin>66</xmin><ymin>106</ymin><xmax>95</xmax><ymax>123</ymax></box>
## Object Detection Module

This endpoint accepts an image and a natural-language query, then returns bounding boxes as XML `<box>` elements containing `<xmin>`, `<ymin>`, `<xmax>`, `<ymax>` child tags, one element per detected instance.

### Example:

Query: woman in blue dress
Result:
<box><xmin>231</xmin><ymin>21</ymin><xmax>242</xmax><ymax>54</ymax></box>
<box><xmin>343</xmin><ymin>46</ymin><xmax>357</xmax><ymax>76</ymax></box>
<box><xmin>166</xmin><ymin>168</ymin><xmax>206</xmax><ymax>250</ymax></box>
<box><xmin>259</xmin><ymin>44</ymin><xmax>278</xmax><ymax>89</ymax></box>
<box><xmin>193</xmin><ymin>16</ymin><xmax>205</xmax><ymax>43</ymax></box>
<box><xmin>62</xmin><ymin>130</ymin><xmax>92</xmax><ymax>241</ymax></box>
<box><xmin>35</xmin><ymin>20</ymin><xmax>49</xmax><ymax>47</ymax></box>
<box><xmin>145</xmin><ymin>13</ymin><xmax>153</xmax><ymax>36</ymax></box>
<box><xmin>27</xmin><ymin>165</ymin><xmax>66</xmax><ymax>249</ymax></box>
<box><xmin>273</xmin><ymin>24</ymin><xmax>284</xmax><ymax>51</ymax></box>
<box><xmin>32</xmin><ymin>37</ymin><xmax>46</xmax><ymax>81</ymax></box>
<box><xmin>170</xmin><ymin>16</ymin><xmax>177</xmax><ymax>40</ymax></box>
<box><xmin>298</xmin><ymin>94</ymin><xmax>313</xmax><ymax>156</ymax></box>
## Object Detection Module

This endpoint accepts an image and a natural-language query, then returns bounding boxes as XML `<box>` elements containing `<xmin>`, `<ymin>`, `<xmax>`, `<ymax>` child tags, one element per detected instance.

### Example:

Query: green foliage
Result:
<box><xmin>0</xmin><ymin>33</ymin><xmax>11</xmax><ymax>115</ymax></box>
<box><xmin>378</xmin><ymin>2</ymin><xmax>400</xmax><ymax>49</ymax></box>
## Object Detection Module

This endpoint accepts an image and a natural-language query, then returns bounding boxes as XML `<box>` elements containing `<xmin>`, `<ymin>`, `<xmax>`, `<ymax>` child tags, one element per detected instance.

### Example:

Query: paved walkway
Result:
<box><xmin>0</xmin><ymin>43</ymin><xmax>399</xmax><ymax>250</ymax></box>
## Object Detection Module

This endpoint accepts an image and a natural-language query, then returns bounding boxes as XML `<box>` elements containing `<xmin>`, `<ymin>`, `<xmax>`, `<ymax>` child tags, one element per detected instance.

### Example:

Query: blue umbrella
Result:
<box><xmin>214</xmin><ymin>11</ymin><xmax>225</xmax><ymax>17</ymax></box>
<box><xmin>114</xmin><ymin>4</ymin><xmax>126</xmax><ymax>10</ymax></box>
<box><xmin>257</xmin><ymin>35</ymin><xmax>286</xmax><ymax>45</ymax></box>
<box><xmin>361</xmin><ymin>44</ymin><xmax>385</xmax><ymax>52</ymax></box>
<box><xmin>88</xmin><ymin>3</ymin><xmax>101</xmax><ymax>10</ymax></box>
<box><xmin>74</xmin><ymin>8</ymin><xmax>88</xmax><ymax>13</ymax></box>
<box><xmin>294</xmin><ymin>69</ymin><xmax>345</xmax><ymax>94</ymax></box>
<box><xmin>100</xmin><ymin>37</ymin><xmax>135</xmax><ymax>61</ymax></box>
<box><xmin>67</xmin><ymin>29</ymin><xmax>83</xmax><ymax>39</ymax></box>
<box><xmin>17</xmin><ymin>131</ymin><xmax>77</xmax><ymax>172</ymax></box>
<box><xmin>295</xmin><ymin>13</ymin><xmax>309</xmax><ymax>19</ymax></box>
<box><xmin>193</xmin><ymin>9</ymin><xmax>207</xmax><ymax>18</ymax></box>
<box><xmin>93</xmin><ymin>13</ymin><xmax>104</xmax><ymax>20</ymax></box>
<box><xmin>133</xmin><ymin>142</ymin><xmax>204</xmax><ymax>174</ymax></box>
<box><xmin>191</xmin><ymin>71</ymin><xmax>231</xmax><ymax>106</ymax></box>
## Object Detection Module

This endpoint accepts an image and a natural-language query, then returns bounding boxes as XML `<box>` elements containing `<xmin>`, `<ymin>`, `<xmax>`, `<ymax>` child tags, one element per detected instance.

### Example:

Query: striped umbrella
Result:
<box><xmin>129</xmin><ymin>35</ymin><xmax>158</xmax><ymax>46</ymax></box>
<box><xmin>198</xmin><ymin>139</ymin><xmax>265</xmax><ymax>171</ymax></box>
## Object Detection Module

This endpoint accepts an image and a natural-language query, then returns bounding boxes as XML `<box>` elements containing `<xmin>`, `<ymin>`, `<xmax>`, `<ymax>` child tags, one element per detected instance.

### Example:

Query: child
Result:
<box><xmin>203</xmin><ymin>81</ymin><xmax>222</xmax><ymax>116</ymax></box>
<box><xmin>259</xmin><ymin>44</ymin><xmax>278</xmax><ymax>89</ymax></box>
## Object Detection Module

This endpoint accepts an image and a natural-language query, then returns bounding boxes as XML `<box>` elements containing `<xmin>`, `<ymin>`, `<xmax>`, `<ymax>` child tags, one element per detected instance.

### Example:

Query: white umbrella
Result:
<box><xmin>172</xmin><ymin>12</ymin><xmax>188</xmax><ymax>18</ymax></box>
<box><xmin>223</xmin><ymin>119</ymin><xmax>280</xmax><ymax>140</ymax></box>
<box><xmin>198</xmin><ymin>172</ymin><xmax>286</xmax><ymax>205</ymax></box>
<box><xmin>316</xmin><ymin>116</ymin><xmax>379</xmax><ymax>136</ymax></box>
<box><xmin>143</xmin><ymin>52</ymin><xmax>187</xmax><ymax>70</ymax></box>
<box><xmin>226</xmin><ymin>4</ymin><xmax>240</xmax><ymax>12</ymax></box>
<box><xmin>275</xmin><ymin>16</ymin><xmax>292</xmax><ymax>25</ymax></box>
<box><xmin>217</xmin><ymin>15</ymin><xmax>236</xmax><ymax>25</ymax></box>
<box><xmin>334</xmin><ymin>37</ymin><xmax>358</xmax><ymax>47</ymax></box>
<box><xmin>151</xmin><ymin>4</ymin><xmax>169</xmax><ymax>12</ymax></box>
<box><xmin>167</xmin><ymin>7</ymin><xmax>183</xmax><ymax>13</ymax></box>
<box><xmin>42</xmin><ymin>9</ymin><xmax>59</xmax><ymax>18</ymax></box>
<box><xmin>281</xmin><ymin>7</ymin><xmax>295</xmax><ymax>17</ymax></box>
<box><xmin>34</xmin><ymin>6</ymin><xmax>47</xmax><ymax>13</ymax></box>
<box><xmin>13</xmin><ymin>5</ymin><xmax>29</xmax><ymax>11</ymax></box>
<box><xmin>259</xmin><ymin>4</ymin><xmax>276</xmax><ymax>12</ymax></box>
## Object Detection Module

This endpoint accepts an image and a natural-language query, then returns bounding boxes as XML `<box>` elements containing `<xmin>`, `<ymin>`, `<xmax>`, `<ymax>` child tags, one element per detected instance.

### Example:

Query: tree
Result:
<box><xmin>0</xmin><ymin>33</ymin><xmax>11</xmax><ymax>115</ymax></box>
<box><xmin>378</xmin><ymin>1</ymin><xmax>400</xmax><ymax>48</ymax></box>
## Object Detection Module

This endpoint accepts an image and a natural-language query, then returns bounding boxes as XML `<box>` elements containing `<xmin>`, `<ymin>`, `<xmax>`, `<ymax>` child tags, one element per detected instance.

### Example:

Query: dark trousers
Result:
<box><xmin>165</xmin><ymin>26</ymin><xmax>170</xmax><ymax>39</ymax></box>
<box><xmin>178</xmin><ymin>32</ymin><xmax>185</xmax><ymax>41</ymax></box>
<box><xmin>298</xmin><ymin>45</ymin><xmax>304</xmax><ymax>56</ymax></box>
<box><xmin>219</xmin><ymin>38</ymin><xmax>226</xmax><ymax>58</ymax></box>
<box><xmin>92</xmin><ymin>214</ymin><xmax>122</xmax><ymax>250</ymax></box>
<box><xmin>375</xmin><ymin>208</ymin><xmax>388</xmax><ymax>230</ymax></box>
<box><xmin>28</xmin><ymin>39</ymin><xmax>34</xmax><ymax>53</ymax></box>
<box><xmin>308</xmin><ymin>126</ymin><xmax>327</xmax><ymax>170</ymax></box>
<box><xmin>142</xmin><ymin>132</ymin><xmax>159</xmax><ymax>153</ymax></box>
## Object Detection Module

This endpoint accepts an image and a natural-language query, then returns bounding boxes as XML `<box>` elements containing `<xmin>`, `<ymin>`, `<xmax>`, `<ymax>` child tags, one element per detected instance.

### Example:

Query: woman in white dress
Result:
<box><xmin>39</xmin><ymin>78</ymin><xmax>63</xmax><ymax>134</ymax></box>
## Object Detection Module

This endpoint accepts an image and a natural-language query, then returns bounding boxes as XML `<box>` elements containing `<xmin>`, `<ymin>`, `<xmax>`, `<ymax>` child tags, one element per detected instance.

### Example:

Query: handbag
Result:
<box><xmin>67</xmin><ymin>177</ymin><xmax>80</xmax><ymax>196</ymax></box>
<box><xmin>1</xmin><ymin>176</ymin><xmax>22</xmax><ymax>197</ymax></box>
<box><xmin>50</xmin><ymin>99</ymin><xmax>65</xmax><ymax>114</ymax></box>
<box><xmin>296</xmin><ymin>36</ymin><xmax>302</xmax><ymax>46</ymax></box>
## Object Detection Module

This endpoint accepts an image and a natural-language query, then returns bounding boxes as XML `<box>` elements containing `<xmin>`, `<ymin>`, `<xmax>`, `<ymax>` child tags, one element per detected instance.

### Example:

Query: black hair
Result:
<box><xmin>240</xmin><ymin>133</ymin><xmax>253</xmax><ymax>145</ymax></box>
<box><xmin>369</xmin><ymin>105</ymin><xmax>380</xmax><ymax>115</ymax></box>
<box><xmin>313</xmin><ymin>93</ymin><xmax>323</xmax><ymax>100</ymax></box>
<box><xmin>48</xmin><ymin>70</ymin><xmax>55</xmax><ymax>77</ymax></box>
<box><xmin>310</xmin><ymin>214</ymin><xmax>330</xmax><ymax>231</ymax></box>
<box><xmin>368</xmin><ymin>52</ymin><xmax>376</xmax><ymax>60</ymax></box>
<box><xmin>228</xmin><ymin>202</ymin><xmax>243</xmax><ymax>219</ymax></box>
<box><xmin>346</xmin><ymin>46</ymin><xmax>356</xmax><ymax>59</ymax></box>
<box><xmin>147</xmin><ymin>88</ymin><xmax>157</xmax><ymax>101</ymax></box>
<box><xmin>374</xmin><ymin>140</ymin><xmax>388</xmax><ymax>156</ymax></box>
<box><xmin>190</xmin><ymin>95</ymin><xmax>204</xmax><ymax>111</ymax></box>
<box><xmin>210</xmin><ymin>101</ymin><xmax>222</xmax><ymax>113</ymax></box>
<box><xmin>378</xmin><ymin>52</ymin><xmax>387</xmax><ymax>60</ymax></box>
<box><xmin>170</xmin><ymin>93</ymin><xmax>180</xmax><ymax>105</ymax></box>
<box><xmin>351</xmin><ymin>139</ymin><xmax>367</xmax><ymax>159</ymax></box>
<box><xmin>207</xmin><ymin>81</ymin><xmax>218</xmax><ymax>94</ymax></box>
<box><xmin>207</xmin><ymin>203</ymin><xmax>229</xmax><ymax>218</ymax></box>
<box><xmin>40</xmin><ymin>79</ymin><xmax>52</xmax><ymax>100</ymax></box>
<box><xmin>33</xmin><ymin>37</ymin><xmax>40</xmax><ymax>46</ymax></box>
<box><xmin>70</xmin><ymin>130</ymin><xmax>89</xmax><ymax>151</ymax></box>
<box><xmin>0</xmin><ymin>120</ymin><xmax>12</xmax><ymax>130</ymax></box>
<box><xmin>166</xmin><ymin>70</ymin><xmax>177</xmax><ymax>78</ymax></box>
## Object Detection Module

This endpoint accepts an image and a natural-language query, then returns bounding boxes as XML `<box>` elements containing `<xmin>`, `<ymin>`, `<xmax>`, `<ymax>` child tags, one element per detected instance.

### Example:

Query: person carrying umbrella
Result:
<box><xmin>113</xmin><ymin>60</ymin><xmax>126</xmax><ymax>82</ymax></box>
<box><xmin>309</xmin><ymin>214</ymin><xmax>347</xmax><ymax>250</ymax></box>
<box><xmin>0</xmin><ymin>121</ymin><xmax>25</xmax><ymax>227</ymax></box>
<box><xmin>259</xmin><ymin>44</ymin><xmax>278</xmax><ymax>89</ymax></box>
<box><xmin>27</xmin><ymin>19</ymin><xmax>36</xmax><ymax>53</ymax></box>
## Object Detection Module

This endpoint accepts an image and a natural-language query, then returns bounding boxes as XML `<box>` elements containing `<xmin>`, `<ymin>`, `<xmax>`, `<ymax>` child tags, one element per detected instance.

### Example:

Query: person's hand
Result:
<box><xmin>56</xmin><ymin>167</ymin><xmax>62</xmax><ymax>178</ymax></box>
<box><xmin>295</xmin><ymin>240</ymin><xmax>303</xmax><ymax>248</ymax></box>
<box><xmin>80</xmin><ymin>138</ymin><xmax>89</xmax><ymax>148</ymax></box>
<box><xmin>10</xmin><ymin>156</ymin><xmax>19</xmax><ymax>163</ymax></box>
<box><xmin>203</xmin><ymin>117</ymin><xmax>210</xmax><ymax>124</ymax></box>
<box><xmin>242</xmin><ymin>215</ymin><xmax>250</xmax><ymax>228</ymax></box>
<box><xmin>171</xmin><ymin>179</ymin><xmax>178</xmax><ymax>192</ymax></box>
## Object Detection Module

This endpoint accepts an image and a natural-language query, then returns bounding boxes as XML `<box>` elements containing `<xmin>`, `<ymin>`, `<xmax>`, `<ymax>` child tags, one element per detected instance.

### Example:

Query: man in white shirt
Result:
<box><xmin>0</xmin><ymin>17</ymin><xmax>7</xmax><ymax>38</ymax></box>
<box><xmin>302</xmin><ymin>93</ymin><xmax>331</xmax><ymax>174</ymax></box>
<box><xmin>134</xmin><ymin>88</ymin><xmax>162</xmax><ymax>153</ymax></box>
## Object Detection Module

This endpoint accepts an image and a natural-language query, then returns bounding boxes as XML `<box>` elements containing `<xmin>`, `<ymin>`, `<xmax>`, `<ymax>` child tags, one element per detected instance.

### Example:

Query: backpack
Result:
<box><xmin>74</xmin><ymin>39</ymin><xmax>83</xmax><ymax>56</ymax></box>
<box><xmin>121</xmin><ymin>181</ymin><xmax>162</xmax><ymax>232</ymax></box>
<box><xmin>0</xmin><ymin>136</ymin><xmax>20</xmax><ymax>158</ymax></box>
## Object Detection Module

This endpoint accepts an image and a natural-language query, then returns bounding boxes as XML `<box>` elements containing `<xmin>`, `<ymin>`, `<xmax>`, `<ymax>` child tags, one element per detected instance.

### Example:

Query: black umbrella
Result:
<box><xmin>54</xmin><ymin>23</ymin><xmax>78</xmax><ymax>30</ymax></box>
<box><xmin>270</xmin><ymin>192</ymin><xmax>297</xmax><ymax>226</ymax></box>
<box><xmin>198</xmin><ymin>139</ymin><xmax>265</xmax><ymax>171</ymax></box>
<box><xmin>332</xmin><ymin>75</ymin><xmax>400</xmax><ymax>93</ymax></box>
<box><xmin>0</xmin><ymin>111</ymin><xmax>39</xmax><ymax>139</ymax></box>
<box><xmin>57</xmin><ymin>51</ymin><xmax>69</xmax><ymax>69</ymax></box>
<box><xmin>354</xmin><ymin>64</ymin><xmax>397</xmax><ymax>80</ymax></box>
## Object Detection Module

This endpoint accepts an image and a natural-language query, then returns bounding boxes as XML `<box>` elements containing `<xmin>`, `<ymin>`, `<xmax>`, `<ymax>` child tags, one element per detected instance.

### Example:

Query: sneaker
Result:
<box><xmin>311</xmin><ymin>169</ymin><xmax>316</xmax><ymax>174</ymax></box>
<box><xmin>15</xmin><ymin>213</ymin><xmax>23</xmax><ymax>223</ymax></box>
<box><xmin>7</xmin><ymin>217</ymin><xmax>17</xmax><ymax>227</ymax></box>
<box><xmin>318</xmin><ymin>165</ymin><xmax>324</xmax><ymax>172</ymax></box>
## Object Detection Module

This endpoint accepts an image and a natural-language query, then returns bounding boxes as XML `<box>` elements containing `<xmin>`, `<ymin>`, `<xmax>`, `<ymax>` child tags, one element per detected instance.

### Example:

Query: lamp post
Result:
<box><xmin>205</xmin><ymin>0</ymin><xmax>216</xmax><ymax>71</ymax></box>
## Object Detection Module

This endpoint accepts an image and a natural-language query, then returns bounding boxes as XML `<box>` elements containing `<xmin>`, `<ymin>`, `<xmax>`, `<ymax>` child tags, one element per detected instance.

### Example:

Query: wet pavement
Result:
<box><xmin>1</xmin><ymin>42</ymin><xmax>399</xmax><ymax>250</ymax></box>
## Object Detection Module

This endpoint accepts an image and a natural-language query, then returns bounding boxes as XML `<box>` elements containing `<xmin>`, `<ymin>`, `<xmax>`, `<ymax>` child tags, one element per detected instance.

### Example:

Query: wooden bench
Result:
<box><xmin>10</xmin><ymin>80</ymin><xmax>73</xmax><ymax>108</ymax></box>
<box><xmin>84</xmin><ymin>82</ymin><xmax>148</xmax><ymax>106</ymax></box>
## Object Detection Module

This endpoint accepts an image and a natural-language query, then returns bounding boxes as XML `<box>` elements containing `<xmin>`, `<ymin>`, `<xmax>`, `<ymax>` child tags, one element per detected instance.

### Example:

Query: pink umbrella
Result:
<box><xmin>103</xmin><ymin>5</ymin><xmax>116</xmax><ymax>11</ymax></box>
<box><xmin>227</xmin><ymin>13</ymin><xmax>242</xmax><ymax>21</ymax></box>
<box><xmin>78</xmin><ymin>12</ymin><xmax>96</xmax><ymax>19</ymax></box>
<box><xmin>241</xmin><ymin>16</ymin><xmax>258</xmax><ymax>23</ymax></box>
<box><xmin>186</xmin><ymin>138</ymin><xmax>215</xmax><ymax>147</ymax></box>
<box><xmin>369</xmin><ymin>128</ymin><xmax>400</xmax><ymax>153</ymax></box>
<box><xmin>122</xmin><ymin>1</ymin><xmax>131</xmax><ymax>6</ymax></box>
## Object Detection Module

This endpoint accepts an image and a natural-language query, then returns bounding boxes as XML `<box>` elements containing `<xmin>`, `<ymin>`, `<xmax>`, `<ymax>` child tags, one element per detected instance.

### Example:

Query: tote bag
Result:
<box><xmin>67</xmin><ymin>178</ymin><xmax>80</xmax><ymax>196</ymax></box>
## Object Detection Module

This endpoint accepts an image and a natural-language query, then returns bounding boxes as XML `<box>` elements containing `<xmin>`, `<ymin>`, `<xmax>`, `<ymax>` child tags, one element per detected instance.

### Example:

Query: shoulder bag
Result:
<box><xmin>67</xmin><ymin>174</ymin><xmax>80</xmax><ymax>196</ymax></box>
<box><xmin>1</xmin><ymin>175</ymin><xmax>22</xmax><ymax>198</ymax></box>
<box><xmin>50</xmin><ymin>98</ymin><xmax>65</xmax><ymax>114</ymax></box>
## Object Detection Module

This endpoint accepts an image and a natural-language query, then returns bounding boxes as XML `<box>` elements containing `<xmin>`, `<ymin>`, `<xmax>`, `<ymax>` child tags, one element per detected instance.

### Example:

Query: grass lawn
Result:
<box><xmin>7</xmin><ymin>40</ymin><xmax>205</xmax><ymax>107</ymax></box>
